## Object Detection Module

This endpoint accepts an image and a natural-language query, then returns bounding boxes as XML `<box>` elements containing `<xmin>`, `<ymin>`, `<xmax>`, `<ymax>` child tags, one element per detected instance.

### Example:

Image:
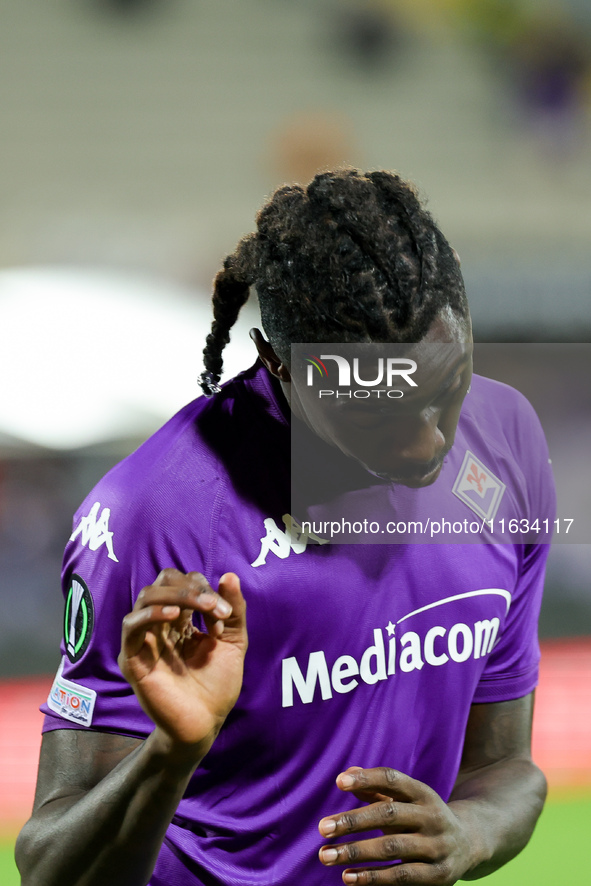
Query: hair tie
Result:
<box><xmin>200</xmin><ymin>371</ymin><xmax>221</xmax><ymax>398</ymax></box>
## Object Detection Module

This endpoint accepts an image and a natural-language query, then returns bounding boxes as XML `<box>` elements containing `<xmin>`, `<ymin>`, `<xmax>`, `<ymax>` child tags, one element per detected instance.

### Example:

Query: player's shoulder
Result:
<box><xmin>462</xmin><ymin>373</ymin><xmax>545</xmax><ymax>445</ymax></box>
<box><xmin>65</xmin><ymin>378</ymin><xmax>243</xmax><ymax>584</ymax></box>
<box><xmin>467</xmin><ymin>372</ymin><xmax>534</xmax><ymax>411</ymax></box>
<box><xmin>70</xmin><ymin>360</ymin><xmax>282</xmax><ymax>539</ymax></box>
<box><xmin>79</xmin><ymin>397</ymin><xmax>218</xmax><ymax>519</ymax></box>
<box><xmin>456</xmin><ymin>373</ymin><xmax>555</xmax><ymax>522</ymax></box>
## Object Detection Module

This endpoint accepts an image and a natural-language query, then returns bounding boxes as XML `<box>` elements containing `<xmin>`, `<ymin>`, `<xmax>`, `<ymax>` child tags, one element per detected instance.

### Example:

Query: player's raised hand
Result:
<box><xmin>318</xmin><ymin>767</ymin><xmax>475</xmax><ymax>884</ymax></box>
<box><xmin>118</xmin><ymin>569</ymin><xmax>247</xmax><ymax>758</ymax></box>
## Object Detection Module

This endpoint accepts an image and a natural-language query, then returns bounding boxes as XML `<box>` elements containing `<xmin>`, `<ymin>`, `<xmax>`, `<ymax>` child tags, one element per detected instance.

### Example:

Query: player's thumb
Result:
<box><xmin>217</xmin><ymin>572</ymin><xmax>248</xmax><ymax>649</ymax></box>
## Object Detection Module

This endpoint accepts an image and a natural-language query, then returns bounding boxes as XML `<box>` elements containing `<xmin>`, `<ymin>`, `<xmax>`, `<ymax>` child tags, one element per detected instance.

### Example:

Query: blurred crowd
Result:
<box><xmin>328</xmin><ymin>0</ymin><xmax>591</xmax><ymax>158</ymax></box>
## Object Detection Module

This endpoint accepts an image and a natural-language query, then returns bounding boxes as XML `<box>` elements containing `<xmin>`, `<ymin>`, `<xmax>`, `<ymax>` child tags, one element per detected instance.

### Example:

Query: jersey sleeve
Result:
<box><xmin>41</xmin><ymin>456</ymin><xmax>220</xmax><ymax>736</ymax></box>
<box><xmin>472</xmin><ymin>541</ymin><xmax>551</xmax><ymax>702</ymax></box>
<box><xmin>473</xmin><ymin>391</ymin><xmax>556</xmax><ymax>703</ymax></box>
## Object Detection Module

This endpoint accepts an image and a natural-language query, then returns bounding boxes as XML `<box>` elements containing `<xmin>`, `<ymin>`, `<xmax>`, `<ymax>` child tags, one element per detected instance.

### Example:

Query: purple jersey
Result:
<box><xmin>42</xmin><ymin>361</ymin><xmax>555</xmax><ymax>886</ymax></box>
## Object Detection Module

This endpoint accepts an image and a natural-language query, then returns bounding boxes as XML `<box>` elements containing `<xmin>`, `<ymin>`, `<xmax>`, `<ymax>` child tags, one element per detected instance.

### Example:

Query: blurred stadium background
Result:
<box><xmin>0</xmin><ymin>1</ymin><xmax>590</xmax><ymax>883</ymax></box>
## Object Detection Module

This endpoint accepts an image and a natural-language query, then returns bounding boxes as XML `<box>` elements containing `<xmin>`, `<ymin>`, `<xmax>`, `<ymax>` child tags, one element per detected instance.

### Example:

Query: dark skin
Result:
<box><xmin>17</xmin><ymin>315</ymin><xmax>547</xmax><ymax>885</ymax></box>
<box><xmin>17</xmin><ymin>569</ymin><xmax>249</xmax><ymax>886</ymax></box>
<box><xmin>250</xmin><ymin>307</ymin><xmax>474</xmax><ymax>488</ymax></box>
<box><xmin>315</xmin><ymin>695</ymin><xmax>545</xmax><ymax>884</ymax></box>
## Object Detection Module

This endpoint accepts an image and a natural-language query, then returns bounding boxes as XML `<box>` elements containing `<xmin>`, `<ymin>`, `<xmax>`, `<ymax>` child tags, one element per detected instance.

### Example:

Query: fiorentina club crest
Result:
<box><xmin>452</xmin><ymin>451</ymin><xmax>506</xmax><ymax>522</ymax></box>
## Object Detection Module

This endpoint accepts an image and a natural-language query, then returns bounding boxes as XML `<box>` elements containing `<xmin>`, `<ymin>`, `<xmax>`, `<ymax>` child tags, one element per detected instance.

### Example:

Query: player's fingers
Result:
<box><xmin>319</xmin><ymin>833</ymin><xmax>438</xmax><ymax>867</ymax></box>
<box><xmin>319</xmin><ymin>799</ymin><xmax>424</xmax><ymax>839</ymax></box>
<box><xmin>216</xmin><ymin>573</ymin><xmax>247</xmax><ymax>647</ymax></box>
<box><xmin>340</xmin><ymin>862</ymin><xmax>436</xmax><ymax>885</ymax></box>
<box><xmin>350</xmin><ymin>789</ymin><xmax>391</xmax><ymax>805</ymax></box>
<box><xmin>135</xmin><ymin>575</ymin><xmax>232</xmax><ymax>621</ymax></box>
<box><xmin>337</xmin><ymin>767</ymin><xmax>434</xmax><ymax>804</ymax></box>
<box><xmin>121</xmin><ymin>604</ymin><xmax>182</xmax><ymax>657</ymax></box>
<box><xmin>195</xmin><ymin>573</ymin><xmax>245</xmax><ymax>642</ymax></box>
<box><xmin>202</xmin><ymin>610</ymin><xmax>225</xmax><ymax>640</ymax></box>
<box><xmin>182</xmin><ymin>570</ymin><xmax>234</xmax><ymax>623</ymax></box>
<box><xmin>153</xmin><ymin>569</ymin><xmax>216</xmax><ymax>596</ymax></box>
<box><xmin>152</xmin><ymin>568</ymin><xmax>184</xmax><ymax>586</ymax></box>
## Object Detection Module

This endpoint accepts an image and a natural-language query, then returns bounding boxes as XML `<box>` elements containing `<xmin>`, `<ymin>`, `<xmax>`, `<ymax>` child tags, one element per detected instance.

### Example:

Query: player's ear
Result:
<box><xmin>249</xmin><ymin>328</ymin><xmax>291</xmax><ymax>382</ymax></box>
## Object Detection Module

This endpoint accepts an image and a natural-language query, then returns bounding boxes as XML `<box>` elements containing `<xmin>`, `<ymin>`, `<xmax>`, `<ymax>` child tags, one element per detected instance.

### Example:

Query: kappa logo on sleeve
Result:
<box><xmin>47</xmin><ymin>658</ymin><xmax>97</xmax><ymax>727</ymax></box>
<box><xmin>64</xmin><ymin>574</ymin><xmax>94</xmax><ymax>663</ymax></box>
<box><xmin>70</xmin><ymin>501</ymin><xmax>119</xmax><ymax>562</ymax></box>
<box><xmin>452</xmin><ymin>451</ymin><xmax>506</xmax><ymax>522</ymax></box>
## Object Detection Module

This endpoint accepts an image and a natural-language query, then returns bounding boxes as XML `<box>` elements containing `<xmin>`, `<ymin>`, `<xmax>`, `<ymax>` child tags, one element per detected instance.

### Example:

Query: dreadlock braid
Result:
<box><xmin>200</xmin><ymin>236</ymin><xmax>256</xmax><ymax>396</ymax></box>
<box><xmin>200</xmin><ymin>168</ymin><xmax>467</xmax><ymax>396</ymax></box>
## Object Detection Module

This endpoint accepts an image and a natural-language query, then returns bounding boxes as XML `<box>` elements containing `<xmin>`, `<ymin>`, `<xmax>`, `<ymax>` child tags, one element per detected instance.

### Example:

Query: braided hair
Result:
<box><xmin>200</xmin><ymin>168</ymin><xmax>468</xmax><ymax>396</ymax></box>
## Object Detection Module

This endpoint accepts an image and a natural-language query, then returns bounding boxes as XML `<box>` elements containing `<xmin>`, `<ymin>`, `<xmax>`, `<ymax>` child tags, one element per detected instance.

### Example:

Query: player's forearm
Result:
<box><xmin>448</xmin><ymin>755</ymin><xmax>547</xmax><ymax>880</ymax></box>
<box><xmin>16</xmin><ymin>729</ymin><xmax>207</xmax><ymax>886</ymax></box>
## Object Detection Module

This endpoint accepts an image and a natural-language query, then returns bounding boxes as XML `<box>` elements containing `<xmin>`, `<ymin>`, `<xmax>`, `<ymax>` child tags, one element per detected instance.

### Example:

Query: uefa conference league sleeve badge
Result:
<box><xmin>64</xmin><ymin>574</ymin><xmax>95</xmax><ymax>663</ymax></box>
<box><xmin>47</xmin><ymin>574</ymin><xmax>97</xmax><ymax>726</ymax></box>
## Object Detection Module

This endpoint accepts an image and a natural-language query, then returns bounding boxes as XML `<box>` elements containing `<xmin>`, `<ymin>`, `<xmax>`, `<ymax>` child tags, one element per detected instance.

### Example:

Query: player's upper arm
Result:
<box><xmin>455</xmin><ymin>692</ymin><xmax>536</xmax><ymax>785</ymax></box>
<box><xmin>32</xmin><ymin>728</ymin><xmax>142</xmax><ymax>814</ymax></box>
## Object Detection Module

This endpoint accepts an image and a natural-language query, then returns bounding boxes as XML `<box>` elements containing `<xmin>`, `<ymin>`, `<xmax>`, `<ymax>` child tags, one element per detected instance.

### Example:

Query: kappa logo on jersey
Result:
<box><xmin>281</xmin><ymin>588</ymin><xmax>511</xmax><ymax>707</ymax></box>
<box><xmin>64</xmin><ymin>574</ymin><xmax>94</xmax><ymax>663</ymax></box>
<box><xmin>452</xmin><ymin>451</ymin><xmax>506</xmax><ymax>522</ymax></box>
<box><xmin>251</xmin><ymin>514</ymin><xmax>329</xmax><ymax>568</ymax></box>
<box><xmin>70</xmin><ymin>501</ymin><xmax>119</xmax><ymax>562</ymax></box>
<box><xmin>47</xmin><ymin>658</ymin><xmax>97</xmax><ymax>727</ymax></box>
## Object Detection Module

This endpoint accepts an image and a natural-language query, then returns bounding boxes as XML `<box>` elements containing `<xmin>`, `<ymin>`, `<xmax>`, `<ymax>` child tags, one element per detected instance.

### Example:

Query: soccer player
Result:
<box><xmin>16</xmin><ymin>169</ymin><xmax>555</xmax><ymax>886</ymax></box>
